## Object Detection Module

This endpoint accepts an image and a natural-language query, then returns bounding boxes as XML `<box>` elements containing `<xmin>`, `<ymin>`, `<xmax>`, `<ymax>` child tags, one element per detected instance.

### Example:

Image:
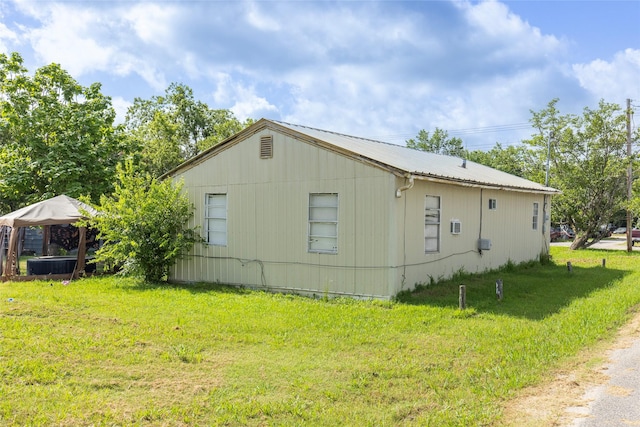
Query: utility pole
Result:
<box><xmin>627</xmin><ymin>98</ymin><xmax>633</xmax><ymax>252</ymax></box>
<box><xmin>545</xmin><ymin>131</ymin><xmax>552</xmax><ymax>187</ymax></box>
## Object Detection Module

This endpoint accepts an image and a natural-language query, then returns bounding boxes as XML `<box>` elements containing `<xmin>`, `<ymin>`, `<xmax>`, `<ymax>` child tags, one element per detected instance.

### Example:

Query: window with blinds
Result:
<box><xmin>425</xmin><ymin>195</ymin><xmax>441</xmax><ymax>253</ymax></box>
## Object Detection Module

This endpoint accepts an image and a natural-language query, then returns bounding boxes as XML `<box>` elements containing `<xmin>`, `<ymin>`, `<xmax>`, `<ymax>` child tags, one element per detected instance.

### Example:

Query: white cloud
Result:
<box><xmin>125</xmin><ymin>3</ymin><xmax>180</xmax><ymax>47</ymax></box>
<box><xmin>231</xmin><ymin>92</ymin><xmax>278</xmax><ymax>121</ymax></box>
<box><xmin>458</xmin><ymin>0</ymin><xmax>563</xmax><ymax>65</ymax></box>
<box><xmin>212</xmin><ymin>73</ymin><xmax>278</xmax><ymax>120</ymax></box>
<box><xmin>4</xmin><ymin>0</ymin><xmax>629</xmax><ymax>150</ymax></box>
<box><xmin>266</xmin><ymin>0</ymin><xmax>571</xmax><ymax>147</ymax></box>
<box><xmin>110</xmin><ymin>96</ymin><xmax>131</xmax><ymax>125</ymax></box>
<box><xmin>211</xmin><ymin>73</ymin><xmax>235</xmax><ymax>106</ymax></box>
<box><xmin>26</xmin><ymin>6</ymin><xmax>114</xmax><ymax>75</ymax></box>
<box><xmin>573</xmin><ymin>49</ymin><xmax>640</xmax><ymax>105</ymax></box>
<box><xmin>13</xmin><ymin>1</ymin><xmax>171</xmax><ymax>90</ymax></box>
<box><xmin>0</xmin><ymin>20</ymin><xmax>19</xmax><ymax>53</ymax></box>
<box><xmin>243</xmin><ymin>1</ymin><xmax>281</xmax><ymax>32</ymax></box>
<box><xmin>180</xmin><ymin>51</ymin><xmax>203</xmax><ymax>80</ymax></box>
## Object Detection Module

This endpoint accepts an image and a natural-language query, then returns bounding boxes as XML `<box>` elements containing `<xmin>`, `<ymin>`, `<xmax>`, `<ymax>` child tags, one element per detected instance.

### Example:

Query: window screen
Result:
<box><xmin>309</xmin><ymin>193</ymin><xmax>338</xmax><ymax>253</ymax></box>
<box><xmin>205</xmin><ymin>194</ymin><xmax>227</xmax><ymax>246</ymax></box>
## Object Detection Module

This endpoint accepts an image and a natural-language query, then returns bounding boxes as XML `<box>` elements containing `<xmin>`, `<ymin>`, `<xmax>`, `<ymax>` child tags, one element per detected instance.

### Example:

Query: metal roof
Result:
<box><xmin>272</xmin><ymin>120</ymin><xmax>558</xmax><ymax>194</ymax></box>
<box><xmin>166</xmin><ymin>118</ymin><xmax>558</xmax><ymax>195</ymax></box>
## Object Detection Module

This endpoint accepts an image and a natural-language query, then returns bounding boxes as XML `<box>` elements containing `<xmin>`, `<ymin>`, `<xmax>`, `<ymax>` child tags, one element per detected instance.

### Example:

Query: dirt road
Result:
<box><xmin>502</xmin><ymin>286</ymin><xmax>640</xmax><ymax>426</ymax></box>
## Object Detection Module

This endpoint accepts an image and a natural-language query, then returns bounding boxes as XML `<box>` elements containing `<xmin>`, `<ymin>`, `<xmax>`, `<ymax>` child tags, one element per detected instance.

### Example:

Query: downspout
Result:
<box><xmin>395</xmin><ymin>174</ymin><xmax>414</xmax><ymax>295</ymax></box>
<box><xmin>478</xmin><ymin>189</ymin><xmax>483</xmax><ymax>255</ymax></box>
<box><xmin>396</xmin><ymin>175</ymin><xmax>415</xmax><ymax>198</ymax></box>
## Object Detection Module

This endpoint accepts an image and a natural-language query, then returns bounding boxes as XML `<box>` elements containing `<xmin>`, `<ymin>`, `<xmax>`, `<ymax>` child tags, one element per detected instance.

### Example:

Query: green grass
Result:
<box><xmin>1</xmin><ymin>247</ymin><xmax>640</xmax><ymax>426</ymax></box>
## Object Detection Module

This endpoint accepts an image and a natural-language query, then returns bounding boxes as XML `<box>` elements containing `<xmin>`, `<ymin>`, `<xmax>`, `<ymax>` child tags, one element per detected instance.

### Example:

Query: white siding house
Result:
<box><xmin>166</xmin><ymin>119</ymin><xmax>558</xmax><ymax>299</ymax></box>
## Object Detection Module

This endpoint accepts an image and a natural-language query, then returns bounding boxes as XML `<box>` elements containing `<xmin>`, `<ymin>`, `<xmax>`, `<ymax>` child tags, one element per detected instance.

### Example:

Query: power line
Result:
<box><xmin>370</xmin><ymin>114</ymin><xmax>639</xmax><ymax>148</ymax></box>
<box><xmin>367</xmin><ymin>122</ymin><xmax>534</xmax><ymax>142</ymax></box>
<box><xmin>447</xmin><ymin>123</ymin><xmax>533</xmax><ymax>136</ymax></box>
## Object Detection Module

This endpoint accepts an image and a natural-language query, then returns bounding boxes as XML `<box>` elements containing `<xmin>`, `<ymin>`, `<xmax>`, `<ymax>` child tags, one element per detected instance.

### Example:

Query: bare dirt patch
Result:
<box><xmin>499</xmin><ymin>308</ymin><xmax>640</xmax><ymax>427</ymax></box>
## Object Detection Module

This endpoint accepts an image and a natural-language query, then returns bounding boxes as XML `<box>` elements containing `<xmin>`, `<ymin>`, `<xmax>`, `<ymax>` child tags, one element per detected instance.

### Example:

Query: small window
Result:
<box><xmin>205</xmin><ymin>194</ymin><xmax>227</xmax><ymax>246</ymax></box>
<box><xmin>489</xmin><ymin>198</ymin><xmax>497</xmax><ymax>210</ymax></box>
<box><xmin>309</xmin><ymin>193</ymin><xmax>338</xmax><ymax>253</ymax></box>
<box><xmin>260</xmin><ymin>135</ymin><xmax>273</xmax><ymax>159</ymax></box>
<box><xmin>425</xmin><ymin>195</ymin><xmax>441</xmax><ymax>253</ymax></box>
<box><xmin>450</xmin><ymin>219</ymin><xmax>461</xmax><ymax>235</ymax></box>
<box><xmin>532</xmin><ymin>202</ymin><xmax>539</xmax><ymax>230</ymax></box>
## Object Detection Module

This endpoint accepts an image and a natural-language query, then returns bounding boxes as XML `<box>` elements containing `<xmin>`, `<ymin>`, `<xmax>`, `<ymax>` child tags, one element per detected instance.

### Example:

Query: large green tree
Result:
<box><xmin>125</xmin><ymin>83</ymin><xmax>251</xmax><ymax>177</ymax></box>
<box><xmin>524</xmin><ymin>99</ymin><xmax>630</xmax><ymax>249</ymax></box>
<box><xmin>406</xmin><ymin>128</ymin><xmax>465</xmax><ymax>157</ymax></box>
<box><xmin>466</xmin><ymin>143</ymin><xmax>538</xmax><ymax>179</ymax></box>
<box><xmin>0</xmin><ymin>52</ymin><xmax>128</xmax><ymax>212</ymax></box>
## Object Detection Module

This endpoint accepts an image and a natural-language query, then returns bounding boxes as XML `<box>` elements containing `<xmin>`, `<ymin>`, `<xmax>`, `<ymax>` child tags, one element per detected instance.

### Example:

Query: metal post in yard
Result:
<box><xmin>459</xmin><ymin>285</ymin><xmax>466</xmax><ymax>310</ymax></box>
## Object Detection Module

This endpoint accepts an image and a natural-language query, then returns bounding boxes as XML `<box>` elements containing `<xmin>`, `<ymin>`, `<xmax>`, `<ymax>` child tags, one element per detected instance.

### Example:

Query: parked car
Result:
<box><xmin>550</xmin><ymin>226</ymin><xmax>574</xmax><ymax>241</ymax></box>
<box><xmin>561</xmin><ymin>226</ymin><xmax>575</xmax><ymax>239</ymax></box>
<box><xmin>550</xmin><ymin>228</ymin><xmax>562</xmax><ymax>241</ymax></box>
<box><xmin>590</xmin><ymin>227</ymin><xmax>612</xmax><ymax>239</ymax></box>
<box><xmin>629</xmin><ymin>229</ymin><xmax>640</xmax><ymax>246</ymax></box>
<box><xmin>614</xmin><ymin>227</ymin><xmax>627</xmax><ymax>234</ymax></box>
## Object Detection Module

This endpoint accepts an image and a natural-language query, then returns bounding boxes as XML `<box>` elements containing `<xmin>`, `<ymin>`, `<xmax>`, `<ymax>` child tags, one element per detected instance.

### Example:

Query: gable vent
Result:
<box><xmin>260</xmin><ymin>135</ymin><xmax>273</xmax><ymax>159</ymax></box>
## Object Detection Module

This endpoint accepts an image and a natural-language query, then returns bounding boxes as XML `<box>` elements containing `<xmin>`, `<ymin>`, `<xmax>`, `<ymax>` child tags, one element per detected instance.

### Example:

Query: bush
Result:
<box><xmin>88</xmin><ymin>161</ymin><xmax>201</xmax><ymax>282</ymax></box>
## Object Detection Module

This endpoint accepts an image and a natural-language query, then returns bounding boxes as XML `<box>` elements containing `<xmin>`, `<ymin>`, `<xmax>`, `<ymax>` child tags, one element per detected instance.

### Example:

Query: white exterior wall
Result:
<box><xmin>171</xmin><ymin>129</ymin><xmax>399</xmax><ymax>298</ymax></box>
<box><xmin>171</xmin><ymin>127</ymin><xmax>550</xmax><ymax>299</ymax></box>
<box><xmin>391</xmin><ymin>178</ymin><xmax>549</xmax><ymax>295</ymax></box>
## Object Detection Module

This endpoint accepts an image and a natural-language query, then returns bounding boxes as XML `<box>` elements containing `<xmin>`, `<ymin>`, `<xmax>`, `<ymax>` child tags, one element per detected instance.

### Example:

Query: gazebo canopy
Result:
<box><xmin>0</xmin><ymin>195</ymin><xmax>97</xmax><ymax>228</ymax></box>
<box><xmin>0</xmin><ymin>195</ymin><xmax>98</xmax><ymax>280</ymax></box>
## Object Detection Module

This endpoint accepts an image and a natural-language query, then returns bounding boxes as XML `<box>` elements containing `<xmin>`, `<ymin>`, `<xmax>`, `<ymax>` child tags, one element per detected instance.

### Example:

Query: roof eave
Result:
<box><xmin>407</xmin><ymin>172</ymin><xmax>560</xmax><ymax>195</ymax></box>
<box><xmin>162</xmin><ymin>118</ymin><xmax>273</xmax><ymax>179</ymax></box>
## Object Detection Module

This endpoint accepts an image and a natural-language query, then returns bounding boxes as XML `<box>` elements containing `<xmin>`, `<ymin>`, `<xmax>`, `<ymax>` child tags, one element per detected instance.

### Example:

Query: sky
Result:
<box><xmin>0</xmin><ymin>0</ymin><xmax>638</xmax><ymax>151</ymax></box>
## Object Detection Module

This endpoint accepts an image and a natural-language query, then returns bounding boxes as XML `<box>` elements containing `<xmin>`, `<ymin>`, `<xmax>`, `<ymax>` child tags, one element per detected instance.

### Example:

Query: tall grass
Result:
<box><xmin>1</xmin><ymin>247</ymin><xmax>639</xmax><ymax>426</ymax></box>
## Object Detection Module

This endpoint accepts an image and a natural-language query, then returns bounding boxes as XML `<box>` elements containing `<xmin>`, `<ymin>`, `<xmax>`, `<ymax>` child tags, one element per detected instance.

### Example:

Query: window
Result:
<box><xmin>489</xmin><ymin>198</ymin><xmax>497</xmax><ymax>210</ymax></box>
<box><xmin>450</xmin><ymin>219</ymin><xmax>461</xmax><ymax>234</ymax></box>
<box><xmin>205</xmin><ymin>194</ymin><xmax>227</xmax><ymax>245</ymax></box>
<box><xmin>308</xmin><ymin>193</ymin><xmax>338</xmax><ymax>253</ymax></box>
<box><xmin>532</xmin><ymin>202</ymin><xmax>539</xmax><ymax>230</ymax></box>
<box><xmin>260</xmin><ymin>135</ymin><xmax>273</xmax><ymax>159</ymax></box>
<box><xmin>425</xmin><ymin>195</ymin><xmax>441</xmax><ymax>252</ymax></box>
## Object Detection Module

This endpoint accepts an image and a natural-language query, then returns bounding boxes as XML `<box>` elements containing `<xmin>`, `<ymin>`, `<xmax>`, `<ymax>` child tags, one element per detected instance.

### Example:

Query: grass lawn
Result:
<box><xmin>1</xmin><ymin>246</ymin><xmax>640</xmax><ymax>426</ymax></box>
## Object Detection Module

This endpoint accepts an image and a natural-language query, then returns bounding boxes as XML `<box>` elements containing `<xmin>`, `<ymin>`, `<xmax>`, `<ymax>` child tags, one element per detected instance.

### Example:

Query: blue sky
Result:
<box><xmin>0</xmin><ymin>0</ymin><xmax>638</xmax><ymax>150</ymax></box>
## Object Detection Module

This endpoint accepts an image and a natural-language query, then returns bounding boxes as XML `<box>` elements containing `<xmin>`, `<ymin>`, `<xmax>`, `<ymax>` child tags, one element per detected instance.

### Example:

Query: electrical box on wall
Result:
<box><xmin>478</xmin><ymin>238</ymin><xmax>492</xmax><ymax>251</ymax></box>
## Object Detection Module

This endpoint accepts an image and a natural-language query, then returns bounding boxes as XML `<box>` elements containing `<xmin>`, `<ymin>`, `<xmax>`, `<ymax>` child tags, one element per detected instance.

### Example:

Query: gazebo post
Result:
<box><xmin>0</xmin><ymin>225</ymin><xmax>5</xmax><ymax>275</ymax></box>
<box><xmin>5</xmin><ymin>226</ymin><xmax>19</xmax><ymax>278</ymax></box>
<box><xmin>74</xmin><ymin>226</ymin><xmax>87</xmax><ymax>279</ymax></box>
<box><xmin>42</xmin><ymin>225</ymin><xmax>50</xmax><ymax>256</ymax></box>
